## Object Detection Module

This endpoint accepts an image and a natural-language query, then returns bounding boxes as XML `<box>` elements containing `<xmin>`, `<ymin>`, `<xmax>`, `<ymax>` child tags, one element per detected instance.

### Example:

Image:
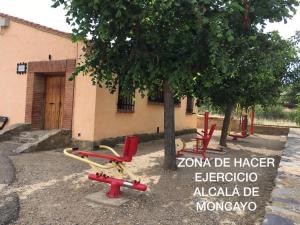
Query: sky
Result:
<box><xmin>0</xmin><ymin>0</ymin><xmax>72</xmax><ymax>33</ymax></box>
<box><xmin>0</xmin><ymin>0</ymin><xmax>299</xmax><ymax>38</ymax></box>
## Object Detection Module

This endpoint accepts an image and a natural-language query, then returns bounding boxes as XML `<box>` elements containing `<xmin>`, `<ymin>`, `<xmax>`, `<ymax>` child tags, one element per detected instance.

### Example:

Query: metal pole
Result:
<box><xmin>250</xmin><ymin>108</ymin><xmax>255</xmax><ymax>135</ymax></box>
<box><xmin>204</xmin><ymin>111</ymin><xmax>209</xmax><ymax>140</ymax></box>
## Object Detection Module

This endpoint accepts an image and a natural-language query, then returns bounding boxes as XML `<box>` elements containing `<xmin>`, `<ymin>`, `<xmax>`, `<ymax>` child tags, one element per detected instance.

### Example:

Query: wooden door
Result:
<box><xmin>44</xmin><ymin>76</ymin><xmax>65</xmax><ymax>129</ymax></box>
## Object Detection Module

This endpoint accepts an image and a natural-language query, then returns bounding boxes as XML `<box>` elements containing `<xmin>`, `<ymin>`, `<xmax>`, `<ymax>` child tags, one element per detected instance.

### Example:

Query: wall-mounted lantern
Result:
<box><xmin>16</xmin><ymin>62</ymin><xmax>27</xmax><ymax>74</ymax></box>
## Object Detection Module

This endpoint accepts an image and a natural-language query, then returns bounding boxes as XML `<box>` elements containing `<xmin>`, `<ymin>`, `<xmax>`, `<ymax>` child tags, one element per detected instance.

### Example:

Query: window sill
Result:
<box><xmin>186</xmin><ymin>112</ymin><xmax>195</xmax><ymax>115</ymax></box>
<box><xmin>148</xmin><ymin>101</ymin><xmax>181</xmax><ymax>107</ymax></box>
<box><xmin>117</xmin><ymin>109</ymin><xmax>135</xmax><ymax>113</ymax></box>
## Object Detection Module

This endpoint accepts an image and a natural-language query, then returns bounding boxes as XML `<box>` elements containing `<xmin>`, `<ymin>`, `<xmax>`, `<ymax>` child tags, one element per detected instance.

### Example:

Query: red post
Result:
<box><xmin>250</xmin><ymin>108</ymin><xmax>255</xmax><ymax>135</ymax></box>
<box><xmin>204</xmin><ymin>111</ymin><xmax>209</xmax><ymax>140</ymax></box>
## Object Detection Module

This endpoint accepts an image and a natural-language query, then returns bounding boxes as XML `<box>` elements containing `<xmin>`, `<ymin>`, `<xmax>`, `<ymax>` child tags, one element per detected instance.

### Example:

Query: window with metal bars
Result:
<box><xmin>148</xmin><ymin>88</ymin><xmax>164</xmax><ymax>103</ymax></box>
<box><xmin>148</xmin><ymin>87</ymin><xmax>181</xmax><ymax>106</ymax></box>
<box><xmin>117</xmin><ymin>86</ymin><xmax>135</xmax><ymax>112</ymax></box>
<box><xmin>186</xmin><ymin>96</ymin><xmax>194</xmax><ymax>114</ymax></box>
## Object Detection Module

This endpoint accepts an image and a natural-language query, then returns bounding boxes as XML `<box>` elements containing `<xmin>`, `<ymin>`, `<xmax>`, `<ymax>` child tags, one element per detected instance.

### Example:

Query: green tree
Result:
<box><xmin>52</xmin><ymin>0</ymin><xmax>212</xmax><ymax>170</ymax></box>
<box><xmin>280</xmin><ymin>31</ymin><xmax>300</xmax><ymax>108</ymax></box>
<box><xmin>194</xmin><ymin>0</ymin><xmax>299</xmax><ymax>147</ymax></box>
<box><xmin>280</xmin><ymin>82</ymin><xmax>300</xmax><ymax>108</ymax></box>
<box><xmin>295</xmin><ymin>92</ymin><xmax>300</xmax><ymax>125</ymax></box>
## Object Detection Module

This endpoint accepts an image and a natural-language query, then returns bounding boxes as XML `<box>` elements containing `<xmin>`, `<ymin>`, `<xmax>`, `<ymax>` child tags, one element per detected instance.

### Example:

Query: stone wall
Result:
<box><xmin>72</xmin><ymin>128</ymin><xmax>197</xmax><ymax>150</ymax></box>
<box><xmin>197</xmin><ymin>115</ymin><xmax>240</xmax><ymax>132</ymax></box>
<box><xmin>253</xmin><ymin>125</ymin><xmax>290</xmax><ymax>136</ymax></box>
<box><xmin>197</xmin><ymin>115</ymin><xmax>291</xmax><ymax>136</ymax></box>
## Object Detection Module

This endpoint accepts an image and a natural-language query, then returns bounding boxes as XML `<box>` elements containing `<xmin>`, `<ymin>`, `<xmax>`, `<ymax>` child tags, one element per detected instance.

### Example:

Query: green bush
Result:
<box><xmin>198</xmin><ymin>102</ymin><xmax>298</xmax><ymax>125</ymax></box>
<box><xmin>255</xmin><ymin>105</ymin><xmax>297</xmax><ymax>121</ymax></box>
<box><xmin>197</xmin><ymin>98</ymin><xmax>224</xmax><ymax>115</ymax></box>
<box><xmin>255</xmin><ymin>105</ymin><xmax>284</xmax><ymax>119</ymax></box>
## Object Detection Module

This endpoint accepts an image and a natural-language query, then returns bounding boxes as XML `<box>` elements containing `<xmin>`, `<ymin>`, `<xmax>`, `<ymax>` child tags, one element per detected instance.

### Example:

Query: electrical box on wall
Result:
<box><xmin>0</xmin><ymin>17</ymin><xmax>10</xmax><ymax>28</ymax></box>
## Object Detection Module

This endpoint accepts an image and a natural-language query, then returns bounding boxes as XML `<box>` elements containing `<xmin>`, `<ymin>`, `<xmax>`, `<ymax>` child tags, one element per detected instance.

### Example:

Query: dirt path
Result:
<box><xmin>8</xmin><ymin>133</ymin><xmax>284</xmax><ymax>225</ymax></box>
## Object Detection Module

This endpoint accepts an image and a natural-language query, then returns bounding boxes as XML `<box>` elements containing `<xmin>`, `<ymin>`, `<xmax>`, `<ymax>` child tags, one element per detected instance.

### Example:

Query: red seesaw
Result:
<box><xmin>64</xmin><ymin>136</ymin><xmax>147</xmax><ymax>198</ymax></box>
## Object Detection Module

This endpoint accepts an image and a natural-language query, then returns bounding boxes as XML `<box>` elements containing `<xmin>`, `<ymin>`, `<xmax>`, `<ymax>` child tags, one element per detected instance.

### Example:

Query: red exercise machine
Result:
<box><xmin>229</xmin><ymin>107</ymin><xmax>255</xmax><ymax>141</ymax></box>
<box><xmin>176</xmin><ymin>111</ymin><xmax>216</xmax><ymax>159</ymax></box>
<box><xmin>64</xmin><ymin>136</ymin><xmax>147</xmax><ymax>198</ymax></box>
<box><xmin>229</xmin><ymin>114</ymin><xmax>249</xmax><ymax>140</ymax></box>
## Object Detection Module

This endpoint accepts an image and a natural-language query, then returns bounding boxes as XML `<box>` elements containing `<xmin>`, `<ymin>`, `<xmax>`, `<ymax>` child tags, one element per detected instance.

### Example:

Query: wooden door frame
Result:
<box><xmin>25</xmin><ymin>59</ymin><xmax>76</xmax><ymax>130</ymax></box>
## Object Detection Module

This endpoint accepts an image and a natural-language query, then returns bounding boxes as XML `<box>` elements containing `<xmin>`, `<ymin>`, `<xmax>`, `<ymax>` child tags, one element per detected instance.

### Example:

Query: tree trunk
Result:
<box><xmin>219</xmin><ymin>102</ymin><xmax>234</xmax><ymax>147</ymax></box>
<box><xmin>163</xmin><ymin>80</ymin><xmax>177</xmax><ymax>170</ymax></box>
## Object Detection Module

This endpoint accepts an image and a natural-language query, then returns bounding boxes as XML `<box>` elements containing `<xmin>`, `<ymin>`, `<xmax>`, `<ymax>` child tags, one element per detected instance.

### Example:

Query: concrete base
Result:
<box><xmin>85</xmin><ymin>192</ymin><xmax>130</xmax><ymax>207</ymax></box>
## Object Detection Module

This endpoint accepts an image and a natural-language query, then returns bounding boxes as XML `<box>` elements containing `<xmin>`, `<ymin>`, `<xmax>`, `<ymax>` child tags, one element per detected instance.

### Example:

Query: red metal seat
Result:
<box><xmin>184</xmin><ymin>123</ymin><xmax>216</xmax><ymax>159</ymax></box>
<box><xmin>122</xmin><ymin>136</ymin><xmax>139</xmax><ymax>162</ymax></box>
<box><xmin>229</xmin><ymin>114</ymin><xmax>249</xmax><ymax>140</ymax></box>
<box><xmin>229</xmin><ymin>132</ymin><xmax>248</xmax><ymax>140</ymax></box>
<box><xmin>195</xmin><ymin>124</ymin><xmax>216</xmax><ymax>159</ymax></box>
<box><xmin>195</xmin><ymin>124</ymin><xmax>216</xmax><ymax>141</ymax></box>
<box><xmin>77</xmin><ymin>136</ymin><xmax>139</xmax><ymax>163</ymax></box>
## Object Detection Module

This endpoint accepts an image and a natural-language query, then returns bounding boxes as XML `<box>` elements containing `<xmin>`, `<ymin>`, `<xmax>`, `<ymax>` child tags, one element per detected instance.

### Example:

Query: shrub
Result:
<box><xmin>255</xmin><ymin>105</ymin><xmax>286</xmax><ymax>120</ymax></box>
<box><xmin>255</xmin><ymin>104</ymin><xmax>298</xmax><ymax>126</ymax></box>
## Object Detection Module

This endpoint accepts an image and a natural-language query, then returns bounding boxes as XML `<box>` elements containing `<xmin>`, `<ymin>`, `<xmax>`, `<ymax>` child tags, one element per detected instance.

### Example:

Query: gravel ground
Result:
<box><xmin>7</xmin><ymin>133</ymin><xmax>284</xmax><ymax>225</ymax></box>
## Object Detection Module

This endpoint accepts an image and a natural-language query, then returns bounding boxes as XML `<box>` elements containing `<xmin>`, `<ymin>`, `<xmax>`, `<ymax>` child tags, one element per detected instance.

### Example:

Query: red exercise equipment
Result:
<box><xmin>89</xmin><ymin>173</ymin><xmax>147</xmax><ymax>198</ymax></box>
<box><xmin>250</xmin><ymin>109</ymin><xmax>255</xmax><ymax>135</ymax></box>
<box><xmin>64</xmin><ymin>136</ymin><xmax>147</xmax><ymax>198</ymax></box>
<box><xmin>229</xmin><ymin>114</ymin><xmax>249</xmax><ymax>140</ymax></box>
<box><xmin>177</xmin><ymin>111</ymin><xmax>216</xmax><ymax>159</ymax></box>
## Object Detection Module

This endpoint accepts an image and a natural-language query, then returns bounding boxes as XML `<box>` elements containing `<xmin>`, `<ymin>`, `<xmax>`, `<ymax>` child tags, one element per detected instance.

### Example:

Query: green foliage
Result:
<box><xmin>255</xmin><ymin>105</ymin><xmax>296</xmax><ymax>121</ymax></box>
<box><xmin>197</xmin><ymin>98</ymin><xmax>224</xmax><ymax>115</ymax></box>
<box><xmin>52</xmin><ymin>0</ymin><xmax>212</xmax><ymax>97</ymax></box>
<box><xmin>193</xmin><ymin>0</ymin><xmax>299</xmax><ymax>145</ymax></box>
<box><xmin>53</xmin><ymin>0</ymin><xmax>300</xmax><ymax>104</ymax></box>
<box><xmin>52</xmin><ymin>0</ymin><xmax>233</xmax><ymax>168</ymax></box>
<box><xmin>52</xmin><ymin>0</ymin><xmax>300</xmax><ymax>149</ymax></box>
<box><xmin>196</xmin><ymin>31</ymin><xmax>299</xmax><ymax>110</ymax></box>
<box><xmin>280</xmin><ymin>81</ymin><xmax>300</xmax><ymax>107</ymax></box>
<box><xmin>194</xmin><ymin>0</ymin><xmax>300</xmax><ymax>109</ymax></box>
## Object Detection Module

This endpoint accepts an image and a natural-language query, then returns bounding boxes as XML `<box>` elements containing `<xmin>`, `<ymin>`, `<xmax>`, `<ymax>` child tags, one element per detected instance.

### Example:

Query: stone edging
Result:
<box><xmin>0</xmin><ymin>154</ymin><xmax>20</xmax><ymax>225</ymax></box>
<box><xmin>0</xmin><ymin>124</ymin><xmax>31</xmax><ymax>142</ymax></box>
<box><xmin>0</xmin><ymin>154</ymin><xmax>15</xmax><ymax>185</ymax></box>
<box><xmin>262</xmin><ymin>128</ymin><xmax>300</xmax><ymax>225</ymax></box>
<box><xmin>72</xmin><ymin>128</ymin><xmax>197</xmax><ymax>150</ymax></box>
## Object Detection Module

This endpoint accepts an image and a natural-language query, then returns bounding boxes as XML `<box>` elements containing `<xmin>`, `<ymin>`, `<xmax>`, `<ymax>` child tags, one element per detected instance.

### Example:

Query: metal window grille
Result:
<box><xmin>148</xmin><ymin>88</ymin><xmax>164</xmax><ymax>103</ymax></box>
<box><xmin>117</xmin><ymin>87</ymin><xmax>135</xmax><ymax>112</ymax></box>
<box><xmin>148</xmin><ymin>88</ymin><xmax>181</xmax><ymax>105</ymax></box>
<box><xmin>186</xmin><ymin>97</ymin><xmax>194</xmax><ymax>113</ymax></box>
